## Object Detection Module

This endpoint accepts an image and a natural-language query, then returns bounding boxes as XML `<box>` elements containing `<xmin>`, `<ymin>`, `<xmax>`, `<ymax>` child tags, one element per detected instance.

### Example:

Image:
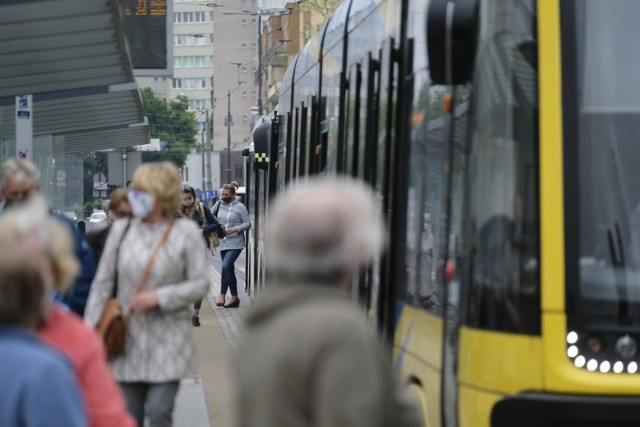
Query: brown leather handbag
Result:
<box><xmin>97</xmin><ymin>220</ymin><xmax>175</xmax><ymax>355</ymax></box>
<box><xmin>96</xmin><ymin>297</ymin><xmax>127</xmax><ymax>354</ymax></box>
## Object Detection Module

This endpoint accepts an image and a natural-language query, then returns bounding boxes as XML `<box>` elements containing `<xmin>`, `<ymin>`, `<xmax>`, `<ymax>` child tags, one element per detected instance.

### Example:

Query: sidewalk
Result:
<box><xmin>172</xmin><ymin>262</ymin><xmax>251</xmax><ymax>427</ymax></box>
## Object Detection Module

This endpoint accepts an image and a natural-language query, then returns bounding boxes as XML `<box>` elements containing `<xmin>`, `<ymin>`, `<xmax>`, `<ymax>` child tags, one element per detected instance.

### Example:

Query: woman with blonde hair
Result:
<box><xmin>0</xmin><ymin>196</ymin><xmax>135</xmax><ymax>427</ymax></box>
<box><xmin>85</xmin><ymin>162</ymin><xmax>209</xmax><ymax>427</ymax></box>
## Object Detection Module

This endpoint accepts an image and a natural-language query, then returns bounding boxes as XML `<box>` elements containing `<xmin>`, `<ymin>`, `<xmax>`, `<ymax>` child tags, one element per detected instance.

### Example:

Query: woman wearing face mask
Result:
<box><xmin>178</xmin><ymin>185</ymin><xmax>222</xmax><ymax>326</ymax></box>
<box><xmin>212</xmin><ymin>183</ymin><xmax>251</xmax><ymax>308</ymax></box>
<box><xmin>84</xmin><ymin>162</ymin><xmax>210</xmax><ymax>427</ymax></box>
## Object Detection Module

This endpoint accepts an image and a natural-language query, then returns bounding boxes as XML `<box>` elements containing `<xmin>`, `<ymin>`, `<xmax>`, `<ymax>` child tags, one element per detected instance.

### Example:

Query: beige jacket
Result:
<box><xmin>235</xmin><ymin>284</ymin><xmax>423</xmax><ymax>427</ymax></box>
<box><xmin>85</xmin><ymin>218</ymin><xmax>209</xmax><ymax>382</ymax></box>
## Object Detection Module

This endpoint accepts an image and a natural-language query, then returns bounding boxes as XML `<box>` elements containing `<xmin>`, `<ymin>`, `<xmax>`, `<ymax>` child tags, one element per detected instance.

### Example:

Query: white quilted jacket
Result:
<box><xmin>84</xmin><ymin>217</ymin><xmax>209</xmax><ymax>382</ymax></box>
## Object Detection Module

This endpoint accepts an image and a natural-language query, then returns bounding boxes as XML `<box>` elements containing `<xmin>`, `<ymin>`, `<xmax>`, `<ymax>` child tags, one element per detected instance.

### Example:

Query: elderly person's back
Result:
<box><xmin>235</xmin><ymin>177</ymin><xmax>423</xmax><ymax>427</ymax></box>
<box><xmin>0</xmin><ymin>196</ymin><xmax>135</xmax><ymax>427</ymax></box>
<box><xmin>0</xmin><ymin>250</ymin><xmax>88</xmax><ymax>427</ymax></box>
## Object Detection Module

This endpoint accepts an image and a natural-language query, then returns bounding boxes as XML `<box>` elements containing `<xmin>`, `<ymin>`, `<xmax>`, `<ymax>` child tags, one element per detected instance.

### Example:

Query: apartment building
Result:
<box><xmin>137</xmin><ymin>0</ymin><xmax>258</xmax><ymax>188</ymax></box>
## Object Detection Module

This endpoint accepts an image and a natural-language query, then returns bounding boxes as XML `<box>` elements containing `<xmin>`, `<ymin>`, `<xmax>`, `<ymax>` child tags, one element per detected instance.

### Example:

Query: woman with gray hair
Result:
<box><xmin>234</xmin><ymin>176</ymin><xmax>423</xmax><ymax>427</ymax></box>
<box><xmin>0</xmin><ymin>196</ymin><xmax>135</xmax><ymax>427</ymax></box>
<box><xmin>0</xmin><ymin>249</ymin><xmax>88</xmax><ymax>427</ymax></box>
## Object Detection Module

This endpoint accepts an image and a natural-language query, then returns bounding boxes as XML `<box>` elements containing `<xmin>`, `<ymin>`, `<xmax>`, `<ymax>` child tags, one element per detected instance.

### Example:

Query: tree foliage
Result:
<box><xmin>140</xmin><ymin>87</ymin><xmax>198</xmax><ymax>168</ymax></box>
<box><xmin>299</xmin><ymin>0</ymin><xmax>341</xmax><ymax>34</ymax></box>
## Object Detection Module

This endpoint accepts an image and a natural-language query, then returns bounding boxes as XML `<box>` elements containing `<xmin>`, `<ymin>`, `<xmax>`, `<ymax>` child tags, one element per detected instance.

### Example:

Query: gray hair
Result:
<box><xmin>0</xmin><ymin>158</ymin><xmax>40</xmax><ymax>190</ymax></box>
<box><xmin>101</xmin><ymin>199</ymin><xmax>111</xmax><ymax>211</ymax></box>
<box><xmin>0</xmin><ymin>195</ymin><xmax>79</xmax><ymax>293</ymax></box>
<box><xmin>266</xmin><ymin>176</ymin><xmax>385</xmax><ymax>284</ymax></box>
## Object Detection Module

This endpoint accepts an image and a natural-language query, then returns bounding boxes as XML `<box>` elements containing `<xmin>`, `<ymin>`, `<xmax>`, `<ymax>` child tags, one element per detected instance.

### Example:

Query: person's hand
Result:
<box><xmin>225</xmin><ymin>226</ymin><xmax>239</xmax><ymax>236</ymax></box>
<box><xmin>129</xmin><ymin>290</ymin><xmax>159</xmax><ymax>313</ymax></box>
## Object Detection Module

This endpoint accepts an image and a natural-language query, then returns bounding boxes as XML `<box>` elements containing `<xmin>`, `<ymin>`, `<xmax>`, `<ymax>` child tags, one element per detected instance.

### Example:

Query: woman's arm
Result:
<box><xmin>234</xmin><ymin>204</ymin><xmax>252</xmax><ymax>233</ymax></box>
<box><xmin>201</xmin><ymin>203</ymin><xmax>222</xmax><ymax>235</ymax></box>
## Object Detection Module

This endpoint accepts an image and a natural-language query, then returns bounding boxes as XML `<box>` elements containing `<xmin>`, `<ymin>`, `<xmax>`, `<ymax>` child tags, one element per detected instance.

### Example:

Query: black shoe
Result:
<box><xmin>191</xmin><ymin>315</ymin><xmax>200</xmax><ymax>327</ymax></box>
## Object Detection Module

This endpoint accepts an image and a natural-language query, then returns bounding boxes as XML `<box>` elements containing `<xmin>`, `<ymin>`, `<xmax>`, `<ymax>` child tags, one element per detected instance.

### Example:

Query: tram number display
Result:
<box><xmin>121</xmin><ymin>0</ymin><xmax>168</xmax><ymax>70</ymax></box>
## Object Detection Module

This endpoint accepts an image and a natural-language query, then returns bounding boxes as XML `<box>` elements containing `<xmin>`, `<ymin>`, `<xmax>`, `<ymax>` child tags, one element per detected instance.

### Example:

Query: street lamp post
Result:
<box><xmin>201</xmin><ymin>126</ymin><xmax>206</xmax><ymax>190</ymax></box>
<box><xmin>226</xmin><ymin>89</ymin><xmax>231</xmax><ymax>183</ymax></box>
<box><xmin>223</xmin><ymin>7</ymin><xmax>292</xmax><ymax>116</ymax></box>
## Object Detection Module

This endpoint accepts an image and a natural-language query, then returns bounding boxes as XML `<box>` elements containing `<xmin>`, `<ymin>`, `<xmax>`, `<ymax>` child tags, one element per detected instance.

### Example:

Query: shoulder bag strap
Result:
<box><xmin>133</xmin><ymin>220</ymin><xmax>176</xmax><ymax>295</ymax></box>
<box><xmin>123</xmin><ymin>220</ymin><xmax>176</xmax><ymax>321</ymax></box>
<box><xmin>213</xmin><ymin>200</ymin><xmax>221</xmax><ymax>217</ymax></box>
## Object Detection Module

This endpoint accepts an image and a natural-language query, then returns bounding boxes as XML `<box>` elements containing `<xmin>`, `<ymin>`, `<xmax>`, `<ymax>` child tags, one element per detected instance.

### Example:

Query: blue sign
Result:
<box><xmin>199</xmin><ymin>190</ymin><xmax>219</xmax><ymax>202</ymax></box>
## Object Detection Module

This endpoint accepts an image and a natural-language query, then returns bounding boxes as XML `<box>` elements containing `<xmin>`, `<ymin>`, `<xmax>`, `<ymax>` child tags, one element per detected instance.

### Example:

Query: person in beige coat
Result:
<box><xmin>84</xmin><ymin>162</ymin><xmax>209</xmax><ymax>427</ymax></box>
<box><xmin>234</xmin><ymin>176</ymin><xmax>423</xmax><ymax>427</ymax></box>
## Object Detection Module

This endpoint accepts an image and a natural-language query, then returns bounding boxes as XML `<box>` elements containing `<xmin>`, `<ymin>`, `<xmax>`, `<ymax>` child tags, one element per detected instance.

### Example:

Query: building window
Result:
<box><xmin>241</xmin><ymin>43</ymin><xmax>247</xmax><ymax>49</ymax></box>
<box><xmin>172</xmin><ymin>78</ymin><xmax>182</xmax><ymax>89</ymax></box>
<box><xmin>183</xmin><ymin>12</ymin><xmax>193</xmax><ymax>23</ymax></box>
<box><xmin>193</xmin><ymin>99</ymin><xmax>207</xmax><ymax>110</ymax></box>
<box><xmin>235</xmin><ymin>165</ymin><xmax>243</xmax><ymax>179</ymax></box>
<box><xmin>174</xmin><ymin>56</ymin><xmax>213</xmax><ymax>68</ymax></box>
<box><xmin>195</xmin><ymin>11</ymin><xmax>205</xmax><ymax>22</ymax></box>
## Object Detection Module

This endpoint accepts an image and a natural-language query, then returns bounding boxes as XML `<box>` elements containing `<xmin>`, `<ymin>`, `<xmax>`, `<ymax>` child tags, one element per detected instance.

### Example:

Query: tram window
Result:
<box><xmin>405</xmin><ymin>85</ymin><xmax>453</xmax><ymax>316</ymax></box>
<box><xmin>347</xmin><ymin>64</ymin><xmax>363</xmax><ymax>178</ymax></box>
<box><xmin>464</xmin><ymin>0</ymin><xmax>540</xmax><ymax>335</ymax></box>
<box><xmin>363</xmin><ymin>55</ymin><xmax>380</xmax><ymax>187</ymax></box>
<box><xmin>293</xmin><ymin>108</ymin><xmax>299</xmax><ymax>180</ymax></box>
<box><xmin>564</xmin><ymin>0</ymin><xmax>640</xmax><ymax>319</ymax></box>
<box><xmin>319</xmin><ymin>96</ymin><xmax>328</xmax><ymax>173</ymax></box>
<box><xmin>284</xmin><ymin>112</ymin><xmax>292</xmax><ymax>185</ymax></box>
<box><xmin>309</xmin><ymin>96</ymin><xmax>318</xmax><ymax>175</ymax></box>
<box><xmin>299</xmin><ymin>104</ymin><xmax>307</xmax><ymax>176</ymax></box>
<box><xmin>337</xmin><ymin>73</ymin><xmax>349</xmax><ymax>173</ymax></box>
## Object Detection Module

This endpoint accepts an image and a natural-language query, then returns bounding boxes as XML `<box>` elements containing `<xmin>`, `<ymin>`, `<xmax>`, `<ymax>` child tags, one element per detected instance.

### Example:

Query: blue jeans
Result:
<box><xmin>220</xmin><ymin>249</ymin><xmax>242</xmax><ymax>296</ymax></box>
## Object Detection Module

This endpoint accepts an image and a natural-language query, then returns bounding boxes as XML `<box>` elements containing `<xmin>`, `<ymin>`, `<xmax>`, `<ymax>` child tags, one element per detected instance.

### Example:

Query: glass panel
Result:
<box><xmin>566</xmin><ymin>0</ymin><xmax>640</xmax><ymax>318</ymax></box>
<box><xmin>465</xmin><ymin>0</ymin><xmax>540</xmax><ymax>334</ymax></box>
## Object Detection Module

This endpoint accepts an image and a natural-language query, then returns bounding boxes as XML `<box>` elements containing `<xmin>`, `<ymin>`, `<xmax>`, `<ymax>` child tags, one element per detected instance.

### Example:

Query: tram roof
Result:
<box><xmin>0</xmin><ymin>0</ymin><xmax>148</xmax><ymax>152</ymax></box>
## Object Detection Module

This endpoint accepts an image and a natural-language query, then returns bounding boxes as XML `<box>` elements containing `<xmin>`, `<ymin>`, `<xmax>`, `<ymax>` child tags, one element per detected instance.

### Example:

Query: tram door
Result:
<box><xmin>251</xmin><ymin>118</ymin><xmax>278</xmax><ymax>296</ymax></box>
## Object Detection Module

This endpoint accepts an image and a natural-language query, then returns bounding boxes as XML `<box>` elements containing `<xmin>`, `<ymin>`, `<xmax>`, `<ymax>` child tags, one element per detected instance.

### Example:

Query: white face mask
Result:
<box><xmin>128</xmin><ymin>190</ymin><xmax>156</xmax><ymax>218</ymax></box>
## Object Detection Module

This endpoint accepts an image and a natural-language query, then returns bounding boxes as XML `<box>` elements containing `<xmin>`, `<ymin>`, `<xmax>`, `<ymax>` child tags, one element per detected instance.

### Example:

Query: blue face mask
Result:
<box><xmin>128</xmin><ymin>190</ymin><xmax>156</xmax><ymax>218</ymax></box>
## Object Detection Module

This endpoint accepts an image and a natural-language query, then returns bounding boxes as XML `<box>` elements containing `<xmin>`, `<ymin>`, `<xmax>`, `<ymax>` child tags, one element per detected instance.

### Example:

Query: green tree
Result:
<box><xmin>299</xmin><ymin>0</ymin><xmax>341</xmax><ymax>34</ymax></box>
<box><xmin>140</xmin><ymin>88</ymin><xmax>198</xmax><ymax>168</ymax></box>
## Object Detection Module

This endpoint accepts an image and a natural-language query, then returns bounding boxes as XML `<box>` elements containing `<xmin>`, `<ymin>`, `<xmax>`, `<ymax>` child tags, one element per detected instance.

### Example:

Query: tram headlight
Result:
<box><xmin>587</xmin><ymin>359</ymin><xmax>598</xmax><ymax>371</ymax></box>
<box><xmin>628</xmin><ymin>361</ymin><xmax>638</xmax><ymax>374</ymax></box>
<box><xmin>574</xmin><ymin>355</ymin><xmax>586</xmax><ymax>368</ymax></box>
<box><xmin>599</xmin><ymin>361</ymin><xmax>611</xmax><ymax>373</ymax></box>
<box><xmin>613</xmin><ymin>361</ymin><xmax>624</xmax><ymax>373</ymax></box>
<box><xmin>567</xmin><ymin>345</ymin><xmax>579</xmax><ymax>358</ymax></box>
<box><xmin>567</xmin><ymin>331</ymin><xmax>579</xmax><ymax>344</ymax></box>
